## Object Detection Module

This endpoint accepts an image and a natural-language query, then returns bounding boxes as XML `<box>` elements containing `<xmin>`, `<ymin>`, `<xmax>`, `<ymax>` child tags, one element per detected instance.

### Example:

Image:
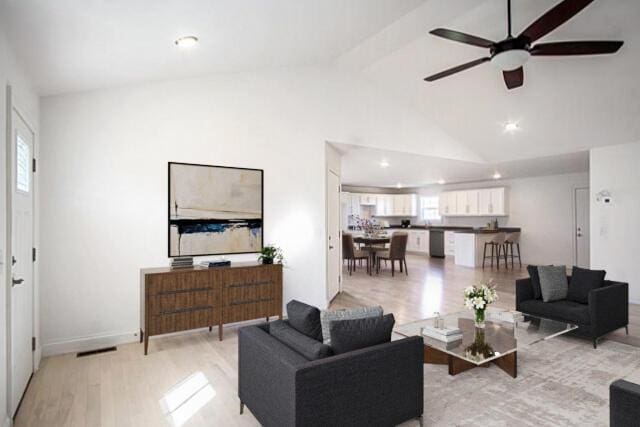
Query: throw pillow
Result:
<box><xmin>320</xmin><ymin>305</ymin><xmax>383</xmax><ymax>344</ymax></box>
<box><xmin>567</xmin><ymin>266</ymin><xmax>606</xmax><ymax>304</ymax></box>
<box><xmin>269</xmin><ymin>320</ymin><xmax>332</xmax><ymax>360</ymax></box>
<box><xmin>538</xmin><ymin>265</ymin><xmax>569</xmax><ymax>302</ymax></box>
<box><xmin>527</xmin><ymin>265</ymin><xmax>550</xmax><ymax>300</ymax></box>
<box><xmin>286</xmin><ymin>300</ymin><xmax>323</xmax><ymax>341</ymax></box>
<box><xmin>329</xmin><ymin>313</ymin><xmax>395</xmax><ymax>355</ymax></box>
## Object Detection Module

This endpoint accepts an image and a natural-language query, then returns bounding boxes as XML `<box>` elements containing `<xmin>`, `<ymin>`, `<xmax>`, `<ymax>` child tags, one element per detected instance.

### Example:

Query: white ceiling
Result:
<box><xmin>0</xmin><ymin>0</ymin><xmax>424</xmax><ymax>95</ymax></box>
<box><xmin>335</xmin><ymin>142</ymin><xmax>589</xmax><ymax>188</ymax></box>
<box><xmin>1</xmin><ymin>0</ymin><xmax>637</xmax><ymax>169</ymax></box>
<box><xmin>346</xmin><ymin>0</ymin><xmax>640</xmax><ymax>163</ymax></box>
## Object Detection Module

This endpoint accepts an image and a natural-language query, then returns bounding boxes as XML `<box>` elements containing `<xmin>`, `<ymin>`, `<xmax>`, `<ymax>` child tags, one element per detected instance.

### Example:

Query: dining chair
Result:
<box><xmin>376</xmin><ymin>232</ymin><xmax>408</xmax><ymax>276</ymax></box>
<box><xmin>342</xmin><ymin>233</ymin><xmax>369</xmax><ymax>275</ymax></box>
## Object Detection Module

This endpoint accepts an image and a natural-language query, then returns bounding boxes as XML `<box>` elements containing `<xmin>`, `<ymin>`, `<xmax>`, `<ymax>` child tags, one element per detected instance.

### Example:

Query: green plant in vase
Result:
<box><xmin>464</xmin><ymin>280</ymin><xmax>498</xmax><ymax>328</ymax></box>
<box><xmin>258</xmin><ymin>245</ymin><xmax>284</xmax><ymax>265</ymax></box>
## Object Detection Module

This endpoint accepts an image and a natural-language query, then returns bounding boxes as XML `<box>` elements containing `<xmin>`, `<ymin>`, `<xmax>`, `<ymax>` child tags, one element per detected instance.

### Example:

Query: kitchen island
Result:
<box><xmin>454</xmin><ymin>228</ymin><xmax>521</xmax><ymax>267</ymax></box>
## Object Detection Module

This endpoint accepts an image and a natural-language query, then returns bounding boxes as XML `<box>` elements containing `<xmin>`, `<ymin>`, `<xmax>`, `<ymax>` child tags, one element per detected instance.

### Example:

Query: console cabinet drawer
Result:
<box><xmin>223</xmin><ymin>299</ymin><xmax>278</xmax><ymax>324</ymax></box>
<box><xmin>146</xmin><ymin>271</ymin><xmax>212</xmax><ymax>296</ymax></box>
<box><xmin>148</xmin><ymin>307</ymin><xmax>217</xmax><ymax>335</ymax></box>
<box><xmin>147</xmin><ymin>290</ymin><xmax>219</xmax><ymax>316</ymax></box>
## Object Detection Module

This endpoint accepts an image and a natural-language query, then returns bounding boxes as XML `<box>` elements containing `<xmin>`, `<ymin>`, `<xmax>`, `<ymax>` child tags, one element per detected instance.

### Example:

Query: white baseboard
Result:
<box><xmin>4</xmin><ymin>415</ymin><xmax>12</xmax><ymax>427</ymax></box>
<box><xmin>630</xmin><ymin>299</ymin><xmax>640</xmax><ymax>306</ymax></box>
<box><xmin>42</xmin><ymin>330</ymin><xmax>139</xmax><ymax>357</ymax></box>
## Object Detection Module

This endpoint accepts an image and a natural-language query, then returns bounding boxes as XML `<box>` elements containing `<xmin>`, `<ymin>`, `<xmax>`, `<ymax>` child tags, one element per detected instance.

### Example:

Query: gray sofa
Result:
<box><xmin>238</xmin><ymin>322</ymin><xmax>424</xmax><ymax>427</ymax></box>
<box><xmin>516</xmin><ymin>277</ymin><xmax>628</xmax><ymax>348</ymax></box>
<box><xmin>610</xmin><ymin>379</ymin><xmax>640</xmax><ymax>426</ymax></box>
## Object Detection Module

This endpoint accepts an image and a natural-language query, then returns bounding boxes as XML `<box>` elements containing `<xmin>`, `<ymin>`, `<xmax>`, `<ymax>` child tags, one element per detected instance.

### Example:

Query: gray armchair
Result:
<box><xmin>610</xmin><ymin>379</ymin><xmax>640</xmax><ymax>426</ymax></box>
<box><xmin>238</xmin><ymin>323</ymin><xmax>424</xmax><ymax>427</ymax></box>
<box><xmin>516</xmin><ymin>277</ymin><xmax>628</xmax><ymax>348</ymax></box>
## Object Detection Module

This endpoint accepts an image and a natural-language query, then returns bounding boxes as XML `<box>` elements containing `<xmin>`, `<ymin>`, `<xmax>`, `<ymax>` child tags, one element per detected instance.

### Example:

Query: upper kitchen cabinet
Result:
<box><xmin>376</xmin><ymin>194</ymin><xmax>393</xmax><ymax>216</ymax></box>
<box><xmin>360</xmin><ymin>194</ymin><xmax>378</xmax><ymax>205</ymax></box>
<box><xmin>439</xmin><ymin>191</ymin><xmax>458</xmax><ymax>216</ymax></box>
<box><xmin>440</xmin><ymin>187</ymin><xmax>507</xmax><ymax>216</ymax></box>
<box><xmin>478</xmin><ymin>187</ymin><xmax>506</xmax><ymax>216</ymax></box>
<box><xmin>393</xmin><ymin>194</ymin><xmax>417</xmax><ymax>216</ymax></box>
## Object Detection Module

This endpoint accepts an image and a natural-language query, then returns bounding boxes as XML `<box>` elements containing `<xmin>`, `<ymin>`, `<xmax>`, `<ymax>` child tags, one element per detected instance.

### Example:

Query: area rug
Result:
<box><xmin>419</xmin><ymin>336</ymin><xmax>640</xmax><ymax>426</ymax></box>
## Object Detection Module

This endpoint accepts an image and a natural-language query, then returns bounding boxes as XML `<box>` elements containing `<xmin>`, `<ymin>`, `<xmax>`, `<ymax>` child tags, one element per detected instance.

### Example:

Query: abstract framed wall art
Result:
<box><xmin>168</xmin><ymin>162</ymin><xmax>263</xmax><ymax>257</ymax></box>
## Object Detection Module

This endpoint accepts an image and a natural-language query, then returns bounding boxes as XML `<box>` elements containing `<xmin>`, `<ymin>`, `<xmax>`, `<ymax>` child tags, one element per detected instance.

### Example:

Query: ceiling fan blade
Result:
<box><xmin>424</xmin><ymin>57</ymin><xmax>491</xmax><ymax>82</ymax></box>
<box><xmin>519</xmin><ymin>0</ymin><xmax>594</xmax><ymax>43</ymax></box>
<box><xmin>503</xmin><ymin>67</ymin><xmax>524</xmax><ymax>90</ymax></box>
<box><xmin>531</xmin><ymin>40</ymin><xmax>624</xmax><ymax>55</ymax></box>
<box><xmin>430</xmin><ymin>28</ymin><xmax>495</xmax><ymax>48</ymax></box>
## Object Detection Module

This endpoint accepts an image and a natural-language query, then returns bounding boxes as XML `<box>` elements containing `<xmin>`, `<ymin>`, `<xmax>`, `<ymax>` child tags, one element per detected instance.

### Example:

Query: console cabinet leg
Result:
<box><xmin>144</xmin><ymin>335</ymin><xmax>149</xmax><ymax>355</ymax></box>
<box><xmin>218</xmin><ymin>324</ymin><xmax>223</xmax><ymax>341</ymax></box>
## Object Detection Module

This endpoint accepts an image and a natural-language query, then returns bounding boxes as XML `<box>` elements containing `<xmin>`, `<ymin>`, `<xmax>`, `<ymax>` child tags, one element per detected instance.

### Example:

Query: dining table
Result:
<box><xmin>353</xmin><ymin>235</ymin><xmax>391</xmax><ymax>275</ymax></box>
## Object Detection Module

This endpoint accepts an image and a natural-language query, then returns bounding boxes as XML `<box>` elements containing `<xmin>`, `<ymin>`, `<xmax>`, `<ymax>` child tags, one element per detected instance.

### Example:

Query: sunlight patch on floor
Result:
<box><xmin>160</xmin><ymin>371</ymin><xmax>216</xmax><ymax>427</ymax></box>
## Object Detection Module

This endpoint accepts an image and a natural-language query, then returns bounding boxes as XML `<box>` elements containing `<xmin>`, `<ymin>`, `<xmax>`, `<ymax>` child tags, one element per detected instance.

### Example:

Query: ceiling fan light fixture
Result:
<box><xmin>437</xmin><ymin>178</ymin><xmax>446</xmax><ymax>185</ymax></box>
<box><xmin>491</xmin><ymin>49</ymin><xmax>530</xmax><ymax>71</ymax></box>
<box><xmin>174</xmin><ymin>36</ymin><xmax>199</xmax><ymax>49</ymax></box>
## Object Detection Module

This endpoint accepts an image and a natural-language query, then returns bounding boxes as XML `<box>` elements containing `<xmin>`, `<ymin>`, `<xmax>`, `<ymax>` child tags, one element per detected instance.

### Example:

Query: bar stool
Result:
<box><xmin>505</xmin><ymin>232</ymin><xmax>522</xmax><ymax>268</ymax></box>
<box><xmin>482</xmin><ymin>232</ymin><xmax>507</xmax><ymax>270</ymax></box>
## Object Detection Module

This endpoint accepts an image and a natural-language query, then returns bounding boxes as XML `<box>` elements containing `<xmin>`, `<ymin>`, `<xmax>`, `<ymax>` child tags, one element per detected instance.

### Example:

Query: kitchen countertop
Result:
<box><xmin>384</xmin><ymin>225</ymin><xmax>473</xmax><ymax>231</ymax></box>
<box><xmin>454</xmin><ymin>227</ymin><xmax>521</xmax><ymax>234</ymax></box>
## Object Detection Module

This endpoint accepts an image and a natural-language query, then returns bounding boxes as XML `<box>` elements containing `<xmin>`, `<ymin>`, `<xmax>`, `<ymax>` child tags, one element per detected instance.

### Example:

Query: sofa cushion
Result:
<box><xmin>538</xmin><ymin>265</ymin><xmax>569</xmax><ymax>302</ymax></box>
<box><xmin>320</xmin><ymin>305</ymin><xmax>383</xmax><ymax>344</ymax></box>
<box><xmin>567</xmin><ymin>266</ymin><xmax>606</xmax><ymax>304</ymax></box>
<box><xmin>518</xmin><ymin>299</ymin><xmax>590</xmax><ymax>325</ymax></box>
<box><xmin>269</xmin><ymin>320</ymin><xmax>332</xmax><ymax>360</ymax></box>
<box><xmin>329</xmin><ymin>313</ymin><xmax>395</xmax><ymax>355</ymax></box>
<box><xmin>286</xmin><ymin>300</ymin><xmax>323</xmax><ymax>341</ymax></box>
<box><xmin>527</xmin><ymin>265</ymin><xmax>550</xmax><ymax>300</ymax></box>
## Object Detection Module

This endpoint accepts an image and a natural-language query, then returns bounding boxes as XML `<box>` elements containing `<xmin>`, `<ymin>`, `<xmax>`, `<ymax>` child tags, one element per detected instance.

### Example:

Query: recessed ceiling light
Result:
<box><xmin>437</xmin><ymin>178</ymin><xmax>446</xmax><ymax>185</ymax></box>
<box><xmin>504</xmin><ymin>122</ymin><xmax>519</xmax><ymax>133</ymax></box>
<box><xmin>175</xmin><ymin>36</ymin><xmax>199</xmax><ymax>48</ymax></box>
<box><xmin>493</xmin><ymin>172</ymin><xmax>502</xmax><ymax>180</ymax></box>
<box><xmin>396</xmin><ymin>183</ymin><xmax>403</xmax><ymax>188</ymax></box>
<box><xmin>379</xmin><ymin>160</ymin><xmax>389</xmax><ymax>168</ymax></box>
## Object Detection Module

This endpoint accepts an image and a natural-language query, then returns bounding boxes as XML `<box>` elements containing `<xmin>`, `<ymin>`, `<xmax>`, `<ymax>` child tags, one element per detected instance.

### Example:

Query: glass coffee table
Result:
<box><xmin>394</xmin><ymin>310</ymin><xmax>577</xmax><ymax>378</ymax></box>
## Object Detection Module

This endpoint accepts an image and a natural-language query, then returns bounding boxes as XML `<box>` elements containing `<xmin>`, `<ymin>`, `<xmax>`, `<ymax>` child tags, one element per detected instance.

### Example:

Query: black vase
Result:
<box><xmin>262</xmin><ymin>258</ymin><xmax>273</xmax><ymax>265</ymax></box>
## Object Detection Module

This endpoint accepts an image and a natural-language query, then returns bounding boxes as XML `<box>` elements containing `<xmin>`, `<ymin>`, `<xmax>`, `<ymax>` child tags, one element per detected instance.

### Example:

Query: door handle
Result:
<box><xmin>12</xmin><ymin>278</ymin><xmax>24</xmax><ymax>287</ymax></box>
<box><xmin>329</xmin><ymin>245</ymin><xmax>334</xmax><ymax>250</ymax></box>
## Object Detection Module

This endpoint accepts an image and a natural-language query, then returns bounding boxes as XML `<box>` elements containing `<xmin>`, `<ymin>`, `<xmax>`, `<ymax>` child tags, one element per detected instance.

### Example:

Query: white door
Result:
<box><xmin>327</xmin><ymin>171</ymin><xmax>341</xmax><ymax>301</ymax></box>
<box><xmin>575</xmin><ymin>187</ymin><xmax>590</xmax><ymax>268</ymax></box>
<box><xmin>10</xmin><ymin>109</ymin><xmax>35</xmax><ymax>416</ymax></box>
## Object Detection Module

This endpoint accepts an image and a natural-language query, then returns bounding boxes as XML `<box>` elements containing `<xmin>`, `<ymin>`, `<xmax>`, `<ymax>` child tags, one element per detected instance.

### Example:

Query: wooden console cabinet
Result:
<box><xmin>140</xmin><ymin>262</ymin><xmax>282</xmax><ymax>354</ymax></box>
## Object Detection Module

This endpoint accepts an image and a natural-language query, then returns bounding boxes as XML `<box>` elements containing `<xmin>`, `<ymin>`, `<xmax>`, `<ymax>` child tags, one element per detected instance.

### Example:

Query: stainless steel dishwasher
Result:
<box><xmin>429</xmin><ymin>229</ymin><xmax>445</xmax><ymax>258</ymax></box>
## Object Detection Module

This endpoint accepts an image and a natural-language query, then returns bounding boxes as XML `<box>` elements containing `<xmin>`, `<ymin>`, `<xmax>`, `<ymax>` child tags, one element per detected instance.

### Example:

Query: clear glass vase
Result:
<box><xmin>474</xmin><ymin>309</ymin><xmax>486</xmax><ymax>328</ymax></box>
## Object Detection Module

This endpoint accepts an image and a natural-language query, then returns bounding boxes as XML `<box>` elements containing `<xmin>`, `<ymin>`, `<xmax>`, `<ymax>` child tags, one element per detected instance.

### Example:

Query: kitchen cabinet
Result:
<box><xmin>444</xmin><ymin>231</ymin><xmax>456</xmax><ymax>256</ymax></box>
<box><xmin>375</xmin><ymin>194</ymin><xmax>392</xmax><ymax>216</ymax></box>
<box><xmin>406</xmin><ymin>229</ymin><xmax>429</xmax><ymax>254</ymax></box>
<box><xmin>360</xmin><ymin>194</ymin><xmax>377</xmax><ymax>205</ymax></box>
<box><xmin>439</xmin><ymin>191</ymin><xmax>458</xmax><ymax>216</ymax></box>
<box><xmin>478</xmin><ymin>188</ymin><xmax>506</xmax><ymax>216</ymax></box>
<box><xmin>393</xmin><ymin>194</ymin><xmax>417</xmax><ymax>216</ymax></box>
<box><xmin>440</xmin><ymin>187</ymin><xmax>506</xmax><ymax>216</ymax></box>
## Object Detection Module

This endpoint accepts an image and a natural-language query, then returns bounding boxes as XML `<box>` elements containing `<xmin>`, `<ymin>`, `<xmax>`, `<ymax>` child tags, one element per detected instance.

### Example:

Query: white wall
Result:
<box><xmin>39</xmin><ymin>65</ymin><xmax>475</xmax><ymax>356</ymax></box>
<box><xmin>413</xmin><ymin>172</ymin><xmax>589</xmax><ymax>266</ymax></box>
<box><xmin>0</xmin><ymin>28</ymin><xmax>39</xmax><ymax>426</ymax></box>
<box><xmin>590</xmin><ymin>142</ymin><xmax>640</xmax><ymax>304</ymax></box>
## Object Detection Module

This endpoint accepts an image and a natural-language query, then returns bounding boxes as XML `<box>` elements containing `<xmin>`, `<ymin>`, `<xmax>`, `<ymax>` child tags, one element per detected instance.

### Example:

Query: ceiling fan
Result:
<box><xmin>423</xmin><ymin>0</ymin><xmax>624</xmax><ymax>90</ymax></box>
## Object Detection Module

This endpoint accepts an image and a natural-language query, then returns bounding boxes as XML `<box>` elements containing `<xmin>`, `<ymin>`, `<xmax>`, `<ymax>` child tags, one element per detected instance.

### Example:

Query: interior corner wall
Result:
<box><xmin>0</xmin><ymin>29</ymin><xmax>40</xmax><ymax>425</ymax></box>
<box><xmin>39</xmin><ymin>65</ymin><xmax>471</xmax><ymax>356</ymax></box>
<box><xmin>590</xmin><ymin>141</ymin><xmax>640</xmax><ymax>303</ymax></box>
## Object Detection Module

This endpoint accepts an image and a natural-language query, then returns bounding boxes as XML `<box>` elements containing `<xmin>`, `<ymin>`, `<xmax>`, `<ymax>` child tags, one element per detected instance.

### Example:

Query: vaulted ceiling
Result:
<box><xmin>2</xmin><ymin>0</ymin><xmax>638</xmax><ymax>170</ymax></box>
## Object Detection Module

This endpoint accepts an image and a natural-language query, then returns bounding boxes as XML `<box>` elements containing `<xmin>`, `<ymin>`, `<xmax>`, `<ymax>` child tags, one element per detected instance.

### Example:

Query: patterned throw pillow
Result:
<box><xmin>538</xmin><ymin>265</ymin><xmax>569</xmax><ymax>302</ymax></box>
<box><xmin>320</xmin><ymin>305</ymin><xmax>383</xmax><ymax>344</ymax></box>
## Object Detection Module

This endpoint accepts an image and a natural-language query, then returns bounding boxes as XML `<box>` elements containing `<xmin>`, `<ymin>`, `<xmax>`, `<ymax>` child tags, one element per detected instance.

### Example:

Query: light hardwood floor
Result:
<box><xmin>14</xmin><ymin>255</ymin><xmax>640</xmax><ymax>426</ymax></box>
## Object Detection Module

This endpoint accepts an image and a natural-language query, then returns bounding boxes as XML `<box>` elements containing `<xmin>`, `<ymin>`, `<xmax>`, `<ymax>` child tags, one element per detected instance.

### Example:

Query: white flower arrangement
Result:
<box><xmin>464</xmin><ymin>280</ymin><xmax>499</xmax><ymax>312</ymax></box>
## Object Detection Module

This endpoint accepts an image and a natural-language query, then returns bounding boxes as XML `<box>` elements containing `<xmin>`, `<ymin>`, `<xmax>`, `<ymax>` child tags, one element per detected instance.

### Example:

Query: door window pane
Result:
<box><xmin>16</xmin><ymin>134</ymin><xmax>30</xmax><ymax>193</ymax></box>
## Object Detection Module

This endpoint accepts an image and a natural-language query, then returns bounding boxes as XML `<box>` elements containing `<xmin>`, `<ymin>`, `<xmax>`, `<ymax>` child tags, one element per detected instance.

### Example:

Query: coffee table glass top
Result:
<box><xmin>394</xmin><ymin>309</ymin><xmax>578</xmax><ymax>366</ymax></box>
